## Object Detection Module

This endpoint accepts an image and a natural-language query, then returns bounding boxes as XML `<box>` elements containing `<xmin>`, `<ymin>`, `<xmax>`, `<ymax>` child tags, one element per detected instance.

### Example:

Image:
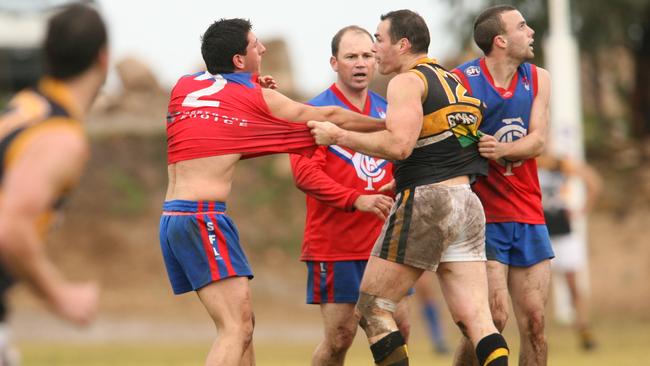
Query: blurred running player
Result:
<box><xmin>0</xmin><ymin>3</ymin><xmax>108</xmax><ymax>362</ymax></box>
<box><xmin>537</xmin><ymin>152</ymin><xmax>601</xmax><ymax>351</ymax></box>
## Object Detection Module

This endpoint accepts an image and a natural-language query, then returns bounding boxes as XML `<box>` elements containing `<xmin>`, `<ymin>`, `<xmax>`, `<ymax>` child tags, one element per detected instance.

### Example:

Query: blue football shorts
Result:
<box><xmin>159</xmin><ymin>200</ymin><xmax>253</xmax><ymax>294</ymax></box>
<box><xmin>485</xmin><ymin>222</ymin><xmax>555</xmax><ymax>267</ymax></box>
<box><xmin>306</xmin><ymin>260</ymin><xmax>413</xmax><ymax>304</ymax></box>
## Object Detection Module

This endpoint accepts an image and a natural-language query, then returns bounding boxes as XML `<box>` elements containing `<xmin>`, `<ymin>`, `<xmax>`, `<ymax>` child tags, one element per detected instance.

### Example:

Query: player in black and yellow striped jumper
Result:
<box><xmin>308</xmin><ymin>9</ymin><xmax>508</xmax><ymax>366</ymax></box>
<box><xmin>0</xmin><ymin>3</ymin><xmax>108</xmax><ymax>350</ymax></box>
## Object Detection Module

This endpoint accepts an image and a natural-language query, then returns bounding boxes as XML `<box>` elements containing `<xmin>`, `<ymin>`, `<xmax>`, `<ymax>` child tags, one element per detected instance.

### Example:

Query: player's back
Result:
<box><xmin>0</xmin><ymin>78</ymin><xmax>85</xmax><ymax>235</ymax></box>
<box><xmin>393</xmin><ymin>58</ymin><xmax>487</xmax><ymax>192</ymax></box>
<box><xmin>0</xmin><ymin>80</ymin><xmax>82</xmax><ymax>175</ymax></box>
<box><xmin>165</xmin><ymin>71</ymin><xmax>315</xmax><ymax>201</ymax></box>
<box><xmin>165</xmin><ymin>154</ymin><xmax>241</xmax><ymax>202</ymax></box>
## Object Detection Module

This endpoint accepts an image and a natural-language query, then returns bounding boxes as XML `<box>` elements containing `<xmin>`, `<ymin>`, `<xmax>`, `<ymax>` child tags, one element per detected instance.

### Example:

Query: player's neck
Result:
<box><xmin>335</xmin><ymin>81</ymin><xmax>367</xmax><ymax>111</ymax></box>
<box><xmin>484</xmin><ymin>55</ymin><xmax>521</xmax><ymax>89</ymax></box>
<box><xmin>399</xmin><ymin>53</ymin><xmax>429</xmax><ymax>73</ymax></box>
<box><xmin>64</xmin><ymin>80</ymin><xmax>92</xmax><ymax>121</ymax></box>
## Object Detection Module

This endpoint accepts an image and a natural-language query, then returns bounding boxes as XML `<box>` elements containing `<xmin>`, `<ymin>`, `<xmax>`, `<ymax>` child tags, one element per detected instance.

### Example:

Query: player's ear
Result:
<box><xmin>232</xmin><ymin>54</ymin><xmax>245</xmax><ymax>71</ymax></box>
<box><xmin>398</xmin><ymin>37</ymin><xmax>411</xmax><ymax>54</ymax></box>
<box><xmin>494</xmin><ymin>34</ymin><xmax>507</xmax><ymax>50</ymax></box>
<box><xmin>330</xmin><ymin>55</ymin><xmax>338</xmax><ymax>72</ymax></box>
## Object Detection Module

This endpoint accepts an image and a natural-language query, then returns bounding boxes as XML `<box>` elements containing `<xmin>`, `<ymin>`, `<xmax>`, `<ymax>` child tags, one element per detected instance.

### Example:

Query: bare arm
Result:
<box><xmin>307</xmin><ymin>73</ymin><xmax>424</xmax><ymax>161</ymax></box>
<box><xmin>0</xmin><ymin>128</ymin><xmax>98</xmax><ymax>325</ymax></box>
<box><xmin>479</xmin><ymin>67</ymin><xmax>551</xmax><ymax>161</ymax></box>
<box><xmin>261</xmin><ymin>88</ymin><xmax>385</xmax><ymax>132</ymax></box>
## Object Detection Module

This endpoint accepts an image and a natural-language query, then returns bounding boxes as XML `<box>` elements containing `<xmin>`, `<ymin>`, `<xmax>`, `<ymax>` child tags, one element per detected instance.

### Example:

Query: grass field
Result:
<box><xmin>18</xmin><ymin>319</ymin><xmax>650</xmax><ymax>365</ymax></box>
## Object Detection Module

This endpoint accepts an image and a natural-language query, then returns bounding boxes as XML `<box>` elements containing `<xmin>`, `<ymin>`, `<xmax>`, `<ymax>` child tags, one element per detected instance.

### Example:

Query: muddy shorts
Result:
<box><xmin>371</xmin><ymin>183</ymin><xmax>486</xmax><ymax>271</ymax></box>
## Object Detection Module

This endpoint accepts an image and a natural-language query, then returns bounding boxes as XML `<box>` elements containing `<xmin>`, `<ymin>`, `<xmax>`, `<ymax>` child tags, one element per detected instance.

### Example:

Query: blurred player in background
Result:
<box><xmin>537</xmin><ymin>152</ymin><xmax>602</xmax><ymax>351</ymax></box>
<box><xmin>0</xmin><ymin>4</ymin><xmax>108</xmax><ymax>364</ymax></box>
<box><xmin>414</xmin><ymin>272</ymin><xmax>449</xmax><ymax>354</ymax></box>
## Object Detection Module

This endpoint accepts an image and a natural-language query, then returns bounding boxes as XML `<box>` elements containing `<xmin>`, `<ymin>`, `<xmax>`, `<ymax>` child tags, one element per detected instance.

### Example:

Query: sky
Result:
<box><xmin>98</xmin><ymin>0</ymin><xmax>468</xmax><ymax>96</ymax></box>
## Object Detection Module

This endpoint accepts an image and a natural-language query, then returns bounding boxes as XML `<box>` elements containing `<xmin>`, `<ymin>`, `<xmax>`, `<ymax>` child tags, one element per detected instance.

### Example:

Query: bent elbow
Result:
<box><xmin>388</xmin><ymin>144</ymin><xmax>413</xmax><ymax>161</ymax></box>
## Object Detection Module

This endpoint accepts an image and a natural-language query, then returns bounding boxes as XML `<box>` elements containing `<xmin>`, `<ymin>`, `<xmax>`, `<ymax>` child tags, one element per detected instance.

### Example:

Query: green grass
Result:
<box><xmin>18</xmin><ymin>320</ymin><xmax>650</xmax><ymax>366</ymax></box>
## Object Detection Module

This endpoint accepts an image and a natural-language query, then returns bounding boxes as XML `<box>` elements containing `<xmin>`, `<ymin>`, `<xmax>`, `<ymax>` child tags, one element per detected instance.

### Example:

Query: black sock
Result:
<box><xmin>370</xmin><ymin>331</ymin><xmax>409</xmax><ymax>366</ymax></box>
<box><xmin>476</xmin><ymin>333</ymin><xmax>509</xmax><ymax>365</ymax></box>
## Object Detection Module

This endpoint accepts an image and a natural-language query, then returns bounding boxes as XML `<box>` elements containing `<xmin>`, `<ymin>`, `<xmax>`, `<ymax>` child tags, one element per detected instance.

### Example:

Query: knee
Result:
<box><xmin>243</xmin><ymin>312</ymin><xmax>255</xmax><ymax>345</ymax></box>
<box><xmin>489</xmin><ymin>297</ymin><xmax>509</xmax><ymax>332</ymax></box>
<box><xmin>223</xmin><ymin>310</ymin><xmax>255</xmax><ymax>347</ymax></box>
<box><xmin>491</xmin><ymin>309</ymin><xmax>508</xmax><ymax>332</ymax></box>
<box><xmin>524</xmin><ymin>309</ymin><xmax>546</xmax><ymax>341</ymax></box>
<box><xmin>356</xmin><ymin>292</ymin><xmax>397</xmax><ymax>338</ymax></box>
<box><xmin>328</xmin><ymin>325</ymin><xmax>357</xmax><ymax>354</ymax></box>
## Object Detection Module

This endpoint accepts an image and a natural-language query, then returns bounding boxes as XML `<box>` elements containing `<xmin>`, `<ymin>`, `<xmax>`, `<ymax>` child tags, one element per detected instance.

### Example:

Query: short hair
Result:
<box><xmin>44</xmin><ymin>4</ymin><xmax>107</xmax><ymax>80</ymax></box>
<box><xmin>330</xmin><ymin>25</ymin><xmax>373</xmax><ymax>57</ymax></box>
<box><xmin>201</xmin><ymin>18</ymin><xmax>252</xmax><ymax>74</ymax></box>
<box><xmin>379</xmin><ymin>10</ymin><xmax>430</xmax><ymax>54</ymax></box>
<box><xmin>473</xmin><ymin>5</ymin><xmax>517</xmax><ymax>55</ymax></box>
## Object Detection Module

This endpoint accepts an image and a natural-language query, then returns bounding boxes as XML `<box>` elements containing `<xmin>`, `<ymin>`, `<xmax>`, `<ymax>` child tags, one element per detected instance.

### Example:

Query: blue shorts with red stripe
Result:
<box><xmin>306</xmin><ymin>260</ymin><xmax>366</xmax><ymax>304</ymax></box>
<box><xmin>306</xmin><ymin>260</ymin><xmax>414</xmax><ymax>304</ymax></box>
<box><xmin>485</xmin><ymin>222</ymin><xmax>555</xmax><ymax>267</ymax></box>
<box><xmin>159</xmin><ymin>200</ymin><xmax>253</xmax><ymax>294</ymax></box>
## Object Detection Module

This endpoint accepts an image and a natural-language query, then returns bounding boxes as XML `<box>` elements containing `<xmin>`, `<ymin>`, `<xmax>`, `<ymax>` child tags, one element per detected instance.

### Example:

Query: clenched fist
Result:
<box><xmin>307</xmin><ymin>120</ymin><xmax>342</xmax><ymax>146</ymax></box>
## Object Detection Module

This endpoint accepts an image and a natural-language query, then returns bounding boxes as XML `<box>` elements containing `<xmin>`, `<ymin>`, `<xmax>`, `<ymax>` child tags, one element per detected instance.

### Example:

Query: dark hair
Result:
<box><xmin>44</xmin><ymin>4</ymin><xmax>107</xmax><ymax>80</ymax></box>
<box><xmin>201</xmin><ymin>18</ymin><xmax>252</xmax><ymax>74</ymax></box>
<box><xmin>330</xmin><ymin>25</ymin><xmax>373</xmax><ymax>57</ymax></box>
<box><xmin>379</xmin><ymin>10</ymin><xmax>430</xmax><ymax>54</ymax></box>
<box><xmin>473</xmin><ymin>5</ymin><xmax>517</xmax><ymax>55</ymax></box>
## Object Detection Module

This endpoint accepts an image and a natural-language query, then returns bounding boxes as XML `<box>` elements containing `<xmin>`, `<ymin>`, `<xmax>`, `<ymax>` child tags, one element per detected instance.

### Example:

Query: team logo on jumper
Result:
<box><xmin>330</xmin><ymin>146</ymin><xmax>388</xmax><ymax>190</ymax></box>
<box><xmin>465</xmin><ymin>66</ymin><xmax>481</xmax><ymax>77</ymax></box>
<box><xmin>493</xmin><ymin>117</ymin><xmax>527</xmax><ymax>176</ymax></box>
<box><xmin>447</xmin><ymin>112</ymin><xmax>478</xmax><ymax>127</ymax></box>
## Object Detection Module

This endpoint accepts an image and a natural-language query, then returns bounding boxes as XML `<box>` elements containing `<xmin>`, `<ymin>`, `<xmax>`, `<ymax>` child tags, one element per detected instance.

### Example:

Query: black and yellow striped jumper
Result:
<box><xmin>394</xmin><ymin>57</ymin><xmax>487</xmax><ymax>192</ymax></box>
<box><xmin>373</xmin><ymin>57</ymin><xmax>488</xmax><ymax>267</ymax></box>
<box><xmin>0</xmin><ymin>77</ymin><xmax>85</xmax><ymax>318</ymax></box>
<box><xmin>372</xmin><ymin>58</ymin><xmax>509</xmax><ymax>366</ymax></box>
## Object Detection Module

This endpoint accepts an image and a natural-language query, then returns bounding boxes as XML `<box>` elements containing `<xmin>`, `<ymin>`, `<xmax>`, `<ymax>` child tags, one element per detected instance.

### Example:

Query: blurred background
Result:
<box><xmin>1</xmin><ymin>0</ymin><xmax>649</xmax><ymax>365</ymax></box>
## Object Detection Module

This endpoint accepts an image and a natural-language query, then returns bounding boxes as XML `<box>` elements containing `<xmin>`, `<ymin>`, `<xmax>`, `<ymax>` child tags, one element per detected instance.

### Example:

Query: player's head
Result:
<box><xmin>202</xmin><ymin>18</ymin><xmax>266</xmax><ymax>75</ymax></box>
<box><xmin>330</xmin><ymin>26</ymin><xmax>375</xmax><ymax>93</ymax></box>
<box><xmin>372</xmin><ymin>10</ymin><xmax>430</xmax><ymax>75</ymax></box>
<box><xmin>44</xmin><ymin>4</ymin><xmax>108</xmax><ymax>81</ymax></box>
<box><xmin>474</xmin><ymin>5</ymin><xmax>535</xmax><ymax>60</ymax></box>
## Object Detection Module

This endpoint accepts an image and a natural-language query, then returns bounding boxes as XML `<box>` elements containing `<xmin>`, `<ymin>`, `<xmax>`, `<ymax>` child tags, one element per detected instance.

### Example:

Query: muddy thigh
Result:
<box><xmin>406</xmin><ymin>186</ymin><xmax>460</xmax><ymax>266</ymax></box>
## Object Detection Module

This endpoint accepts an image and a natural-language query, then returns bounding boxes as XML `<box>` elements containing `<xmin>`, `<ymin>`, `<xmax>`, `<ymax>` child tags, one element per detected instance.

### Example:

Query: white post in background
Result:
<box><xmin>544</xmin><ymin>0</ymin><xmax>588</xmax><ymax>324</ymax></box>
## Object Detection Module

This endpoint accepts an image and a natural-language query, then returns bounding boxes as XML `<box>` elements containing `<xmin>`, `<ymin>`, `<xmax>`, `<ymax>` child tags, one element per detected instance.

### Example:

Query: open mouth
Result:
<box><xmin>353</xmin><ymin>72</ymin><xmax>367</xmax><ymax>78</ymax></box>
